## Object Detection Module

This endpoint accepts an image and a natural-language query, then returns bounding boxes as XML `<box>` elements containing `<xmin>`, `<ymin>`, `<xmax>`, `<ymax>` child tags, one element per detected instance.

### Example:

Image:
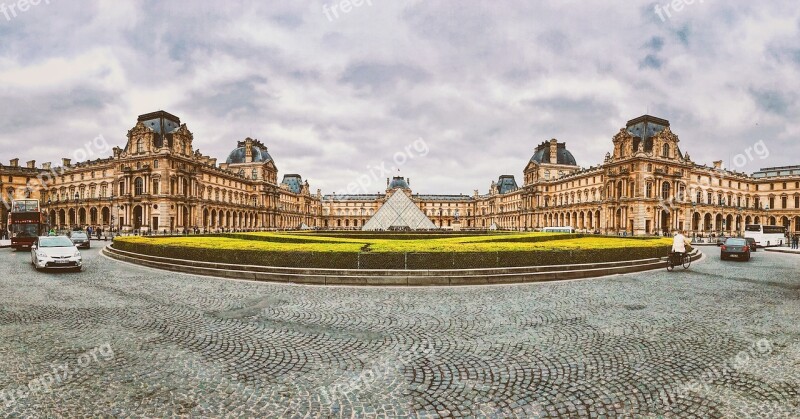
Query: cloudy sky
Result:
<box><xmin>1</xmin><ymin>0</ymin><xmax>799</xmax><ymax>195</ymax></box>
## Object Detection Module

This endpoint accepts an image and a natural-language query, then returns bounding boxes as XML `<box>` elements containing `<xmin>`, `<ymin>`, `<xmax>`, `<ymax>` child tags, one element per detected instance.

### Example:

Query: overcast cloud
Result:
<box><xmin>1</xmin><ymin>1</ymin><xmax>799</xmax><ymax>194</ymax></box>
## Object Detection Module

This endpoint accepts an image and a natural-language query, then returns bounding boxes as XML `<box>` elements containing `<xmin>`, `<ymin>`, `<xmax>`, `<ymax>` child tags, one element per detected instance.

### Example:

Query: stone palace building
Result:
<box><xmin>1</xmin><ymin>111</ymin><xmax>799</xmax><ymax>235</ymax></box>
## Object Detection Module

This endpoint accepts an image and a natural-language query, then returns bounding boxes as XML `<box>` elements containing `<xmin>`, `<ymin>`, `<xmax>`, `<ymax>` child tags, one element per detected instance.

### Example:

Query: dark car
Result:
<box><xmin>721</xmin><ymin>238</ymin><xmax>750</xmax><ymax>261</ymax></box>
<box><xmin>745</xmin><ymin>237</ymin><xmax>757</xmax><ymax>252</ymax></box>
<box><xmin>68</xmin><ymin>231</ymin><xmax>91</xmax><ymax>249</ymax></box>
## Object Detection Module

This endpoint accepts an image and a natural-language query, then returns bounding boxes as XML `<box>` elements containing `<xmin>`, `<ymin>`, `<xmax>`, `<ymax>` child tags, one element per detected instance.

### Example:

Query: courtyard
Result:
<box><xmin>0</xmin><ymin>246</ymin><xmax>798</xmax><ymax>417</ymax></box>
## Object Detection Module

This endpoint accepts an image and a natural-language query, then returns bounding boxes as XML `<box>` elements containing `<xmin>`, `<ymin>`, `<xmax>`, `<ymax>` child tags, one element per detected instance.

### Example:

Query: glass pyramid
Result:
<box><xmin>362</xmin><ymin>191</ymin><xmax>437</xmax><ymax>230</ymax></box>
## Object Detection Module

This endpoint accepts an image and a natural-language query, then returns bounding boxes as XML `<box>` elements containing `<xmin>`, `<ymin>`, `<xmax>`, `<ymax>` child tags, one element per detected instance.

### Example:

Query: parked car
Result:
<box><xmin>721</xmin><ymin>238</ymin><xmax>751</xmax><ymax>261</ymax></box>
<box><xmin>68</xmin><ymin>230</ymin><xmax>91</xmax><ymax>249</ymax></box>
<box><xmin>31</xmin><ymin>236</ymin><xmax>83</xmax><ymax>271</ymax></box>
<box><xmin>745</xmin><ymin>237</ymin><xmax>757</xmax><ymax>252</ymax></box>
<box><xmin>715</xmin><ymin>235</ymin><xmax>728</xmax><ymax>246</ymax></box>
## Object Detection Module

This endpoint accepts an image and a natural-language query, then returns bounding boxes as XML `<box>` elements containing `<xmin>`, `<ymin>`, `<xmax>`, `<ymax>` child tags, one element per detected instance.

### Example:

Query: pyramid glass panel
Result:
<box><xmin>362</xmin><ymin>191</ymin><xmax>436</xmax><ymax>230</ymax></box>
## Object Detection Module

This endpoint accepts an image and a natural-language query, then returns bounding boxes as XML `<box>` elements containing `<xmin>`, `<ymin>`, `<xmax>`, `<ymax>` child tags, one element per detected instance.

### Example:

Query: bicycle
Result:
<box><xmin>666</xmin><ymin>251</ymin><xmax>691</xmax><ymax>271</ymax></box>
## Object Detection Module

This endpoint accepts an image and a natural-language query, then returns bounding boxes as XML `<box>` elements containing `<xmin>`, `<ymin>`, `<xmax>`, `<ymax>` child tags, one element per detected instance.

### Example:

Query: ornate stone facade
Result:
<box><xmin>2</xmin><ymin>112</ymin><xmax>800</xmax><ymax>235</ymax></box>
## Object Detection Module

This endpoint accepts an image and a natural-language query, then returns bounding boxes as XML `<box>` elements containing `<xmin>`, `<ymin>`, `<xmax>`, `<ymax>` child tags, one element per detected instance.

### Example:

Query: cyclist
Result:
<box><xmin>671</xmin><ymin>230</ymin><xmax>689</xmax><ymax>263</ymax></box>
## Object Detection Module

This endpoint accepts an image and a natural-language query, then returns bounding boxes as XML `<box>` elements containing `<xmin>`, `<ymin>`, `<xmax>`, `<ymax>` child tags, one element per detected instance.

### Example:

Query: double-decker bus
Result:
<box><xmin>744</xmin><ymin>224</ymin><xmax>786</xmax><ymax>247</ymax></box>
<box><xmin>8</xmin><ymin>199</ymin><xmax>43</xmax><ymax>250</ymax></box>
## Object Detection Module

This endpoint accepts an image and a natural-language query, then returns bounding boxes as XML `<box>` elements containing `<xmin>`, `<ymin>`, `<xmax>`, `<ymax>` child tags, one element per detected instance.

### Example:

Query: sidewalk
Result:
<box><xmin>765</xmin><ymin>246</ymin><xmax>800</xmax><ymax>255</ymax></box>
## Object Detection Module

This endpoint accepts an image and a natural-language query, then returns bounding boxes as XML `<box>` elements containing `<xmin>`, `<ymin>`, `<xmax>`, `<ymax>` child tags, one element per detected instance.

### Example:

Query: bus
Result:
<box><xmin>8</xmin><ymin>199</ymin><xmax>43</xmax><ymax>250</ymax></box>
<box><xmin>744</xmin><ymin>224</ymin><xmax>786</xmax><ymax>248</ymax></box>
<box><xmin>542</xmin><ymin>226</ymin><xmax>576</xmax><ymax>233</ymax></box>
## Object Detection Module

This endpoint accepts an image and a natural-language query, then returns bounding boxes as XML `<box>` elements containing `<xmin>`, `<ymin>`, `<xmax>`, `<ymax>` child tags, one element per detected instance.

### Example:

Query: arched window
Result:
<box><xmin>134</xmin><ymin>177</ymin><xmax>144</xmax><ymax>195</ymax></box>
<box><xmin>662</xmin><ymin>144</ymin><xmax>670</xmax><ymax>158</ymax></box>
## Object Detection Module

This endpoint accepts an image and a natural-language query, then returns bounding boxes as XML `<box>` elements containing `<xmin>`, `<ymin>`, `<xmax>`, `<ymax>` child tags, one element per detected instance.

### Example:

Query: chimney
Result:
<box><xmin>245</xmin><ymin>138</ymin><xmax>253</xmax><ymax>163</ymax></box>
<box><xmin>713</xmin><ymin>160</ymin><xmax>723</xmax><ymax>169</ymax></box>
<box><xmin>10</xmin><ymin>158</ymin><xmax>19</xmax><ymax>167</ymax></box>
<box><xmin>386</xmin><ymin>178</ymin><xmax>390</xmax><ymax>187</ymax></box>
<box><xmin>42</xmin><ymin>162</ymin><xmax>51</xmax><ymax>170</ymax></box>
<box><xmin>26</xmin><ymin>160</ymin><xmax>36</xmax><ymax>169</ymax></box>
<box><xmin>549</xmin><ymin>139</ymin><xmax>558</xmax><ymax>164</ymax></box>
<box><xmin>209</xmin><ymin>158</ymin><xmax>217</xmax><ymax>167</ymax></box>
<box><xmin>408</xmin><ymin>178</ymin><xmax>411</xmax><ymax>187</ymax></box>
<box><xmin>62</xmin><ymin>158</ymin><xmax>71</xmax><ymax>167</ymax></box>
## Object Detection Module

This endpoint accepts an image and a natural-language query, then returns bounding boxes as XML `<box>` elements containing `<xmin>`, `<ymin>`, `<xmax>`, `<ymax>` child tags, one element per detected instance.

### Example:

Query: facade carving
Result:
<box><xmin>2</xmin><ymin>112</ymin><xmax>799</xmax><ymax>235</ymax></box>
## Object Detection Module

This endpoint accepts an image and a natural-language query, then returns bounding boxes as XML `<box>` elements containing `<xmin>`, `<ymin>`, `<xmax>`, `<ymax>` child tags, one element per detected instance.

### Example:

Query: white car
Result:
<box><xmin>31</xmin><ymin>236</ymin><xmax>83</xmax><ymax>271</ymax></box>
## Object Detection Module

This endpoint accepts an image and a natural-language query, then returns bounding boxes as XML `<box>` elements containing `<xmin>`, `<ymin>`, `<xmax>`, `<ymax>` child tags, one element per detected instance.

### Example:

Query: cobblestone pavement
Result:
<box><xmin>0</xmin><ymin>246</ymin><xmax>798</xmax><ymax>418</ymax></box>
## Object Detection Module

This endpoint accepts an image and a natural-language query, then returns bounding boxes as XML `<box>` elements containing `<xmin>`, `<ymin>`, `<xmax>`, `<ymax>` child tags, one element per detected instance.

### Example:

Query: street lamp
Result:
<box><xmin>72</xmin><ymin>192</ymin><xmax>80</xmax><ymax>230</ymax></box>
<box><xmin>46</xmin><ymin>199</ymin><xmax>52</xmax><ymax>232</ymax></box>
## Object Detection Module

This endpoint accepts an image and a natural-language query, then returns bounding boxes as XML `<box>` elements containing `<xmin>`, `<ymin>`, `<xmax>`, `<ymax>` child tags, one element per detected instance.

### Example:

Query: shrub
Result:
<box><xmin>113</xmin><ymin>234</ymin><xmax>672</xmax><ymax>270</ymax></box>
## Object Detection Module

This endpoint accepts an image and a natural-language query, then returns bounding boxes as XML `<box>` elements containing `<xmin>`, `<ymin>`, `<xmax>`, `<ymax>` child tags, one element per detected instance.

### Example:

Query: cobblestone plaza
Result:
<box><xmin>0</xmin><ymin>247</ymin><xmax>797</xmax><ymax>417</ymax></box>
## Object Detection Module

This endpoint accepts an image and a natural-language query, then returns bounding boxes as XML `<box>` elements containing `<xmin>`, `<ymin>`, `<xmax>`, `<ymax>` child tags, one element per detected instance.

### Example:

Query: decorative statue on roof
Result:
<box><xmin>454</xmin><ymin>209</ymin><xmax>460</xmax><ymax>221</ymax></box>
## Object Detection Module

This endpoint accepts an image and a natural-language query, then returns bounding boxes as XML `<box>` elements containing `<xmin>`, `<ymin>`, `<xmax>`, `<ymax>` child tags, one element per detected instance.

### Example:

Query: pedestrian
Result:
<box><xmin>793</xmin><ymin>233</ymin><xmax>799</xmax><ymax>250</ymax></box>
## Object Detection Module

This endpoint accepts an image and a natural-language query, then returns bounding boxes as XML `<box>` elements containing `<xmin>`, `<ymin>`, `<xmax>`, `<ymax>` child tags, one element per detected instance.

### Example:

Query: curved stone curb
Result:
<box><xmin>102</xmin><ymin>244</ymin><xmax>703</xmax><ymax>286</ymax></box>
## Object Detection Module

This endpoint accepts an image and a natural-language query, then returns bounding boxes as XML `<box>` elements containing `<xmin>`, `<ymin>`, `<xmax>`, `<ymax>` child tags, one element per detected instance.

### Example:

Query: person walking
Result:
<box><xmin>792</xmin><ymin>233</ymin><xmax>799</xmax><ymax>250</ymax></box>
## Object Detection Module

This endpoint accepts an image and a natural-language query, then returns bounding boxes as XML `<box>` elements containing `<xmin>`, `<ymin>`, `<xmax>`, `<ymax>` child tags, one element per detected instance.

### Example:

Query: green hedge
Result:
<box><xmin>113</xmin><ymin>240</ymin><xmax>671</xmax><ymax>270</ymax></box>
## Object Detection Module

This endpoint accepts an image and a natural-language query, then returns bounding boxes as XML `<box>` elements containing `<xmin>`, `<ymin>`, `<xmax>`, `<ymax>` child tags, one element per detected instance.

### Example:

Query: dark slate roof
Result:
<box><xmin>281</xmin><ymin>174</ymin><xmax>302</xmax><ymax>194</ymax></box>
<box><xmin>626</xmin><ymin>115</ymin><xmax>669</xmax><ymax>153</ymax></box>
<box><xmin>752</xmin><ymin>165</ymin><xmax>800</xmax><ymax>178</ymax></box>
<box><xmin>137</xmin><ymin>111</ymin><xmax>181</xmax><ymax>148</ymax></box>
<box><xmin>530</xmin><ymin>141</ymin><xmax>578</xmax><ymax>166</ymax></box>
<box><xmin>226</xmin><ymin>139</ymin><xmax>273</xmax><ymax>164</ymax></box>
<box><xmin>497</xmin><ymin>175</ymin><xmax>518</xmax><ymax>194</ymax></box>
<box><xmin>413</xmin><ymin>194</ymin><xmax>473</xmax><ymax>201</ymax></box>
<box><xmin>322</xmin><ymin>194</ymin><xmax>384</xmax><ymax>201</ymax></box>
<box><xmin>389</xmin><ymin>176</ymin><xmax>410</xmax><ymax>189</ymax></box>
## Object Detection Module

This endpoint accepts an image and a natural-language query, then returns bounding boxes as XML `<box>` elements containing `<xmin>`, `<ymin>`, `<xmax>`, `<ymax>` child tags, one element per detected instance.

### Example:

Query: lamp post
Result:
<box><xmin>46</xmin><ymin>199</ymin><xmax>52</xmax><ymax>233</ymax></box>
<box><xmin>73</xmin><ymin>192</ymin><xmax>80</xmax><ymax>230</ymax></box>
<box><xmin>108</xmin><ymin>193</ymin><xmax>116</xmax><ymax>239</ymax></box>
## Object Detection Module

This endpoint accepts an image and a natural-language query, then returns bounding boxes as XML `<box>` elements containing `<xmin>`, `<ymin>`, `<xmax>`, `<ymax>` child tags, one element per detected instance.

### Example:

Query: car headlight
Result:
<box><xmin>36</xmin><ymin>251</ymin><xmax>48</xmax><ymax>258</ymax></box>
<box><xmin>74</xmin><ymin>250</ymin><xmax>81</xmax><ymax>258</ymax></box>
